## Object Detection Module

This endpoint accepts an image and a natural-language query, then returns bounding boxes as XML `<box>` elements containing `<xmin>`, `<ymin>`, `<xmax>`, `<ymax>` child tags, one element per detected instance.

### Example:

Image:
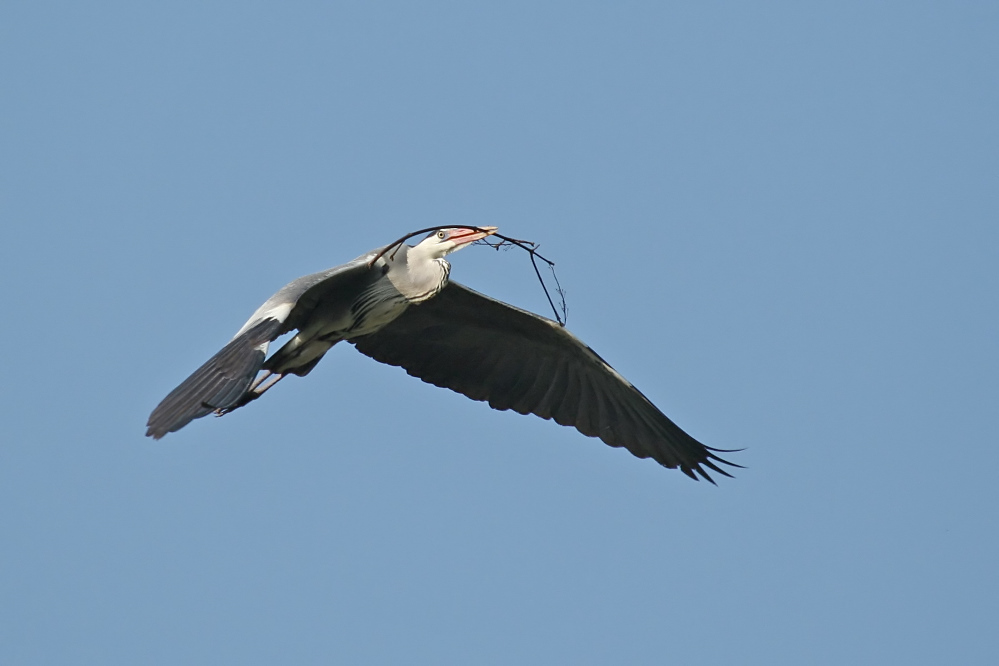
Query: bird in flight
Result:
<box><xmin>147</xmin><ymin>227</ymin><xmax>738</xmax><ymax>481</ymax></box>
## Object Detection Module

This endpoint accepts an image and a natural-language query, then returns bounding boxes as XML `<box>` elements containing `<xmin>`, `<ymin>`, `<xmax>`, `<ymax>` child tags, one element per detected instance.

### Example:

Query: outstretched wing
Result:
<box><xmin>146</xmin><ymin>318</ymin><xmax>282</xmax><ymax>439</ymax></box>
<box><xmin>147</xmin><ymin>253</ymin><xmax>380</xmax><ymax>439</ymax></box>
<box><xmin>351</xmin><ymin>282</ymin><xmax>738</xmax><ymax>481</ymax></box>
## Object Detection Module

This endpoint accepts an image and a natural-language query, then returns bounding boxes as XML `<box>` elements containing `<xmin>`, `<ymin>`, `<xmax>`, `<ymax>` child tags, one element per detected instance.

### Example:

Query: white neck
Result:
<box><xmin>384</xmin><ymin>243</ymin><xmax>450</xmax><ymax>302</ymax></box>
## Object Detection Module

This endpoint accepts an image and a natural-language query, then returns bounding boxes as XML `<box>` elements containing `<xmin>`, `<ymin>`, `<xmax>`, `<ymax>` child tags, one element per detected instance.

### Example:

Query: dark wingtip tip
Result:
<box><xmin>705</xmin><ymin>445</ymin><xmax>746</xmax><ymax>471</ymax></box>
<box><xmin>698</xmin><ymin>468</ymin><xmax>718</xmax><ymax>485</ymax></box>
<box><xmin>675</xmin><ymin>446</ymin><xmax>745</xmax><ymax>483</ymax></box>
<box><xmin>705</xmin><ymin>445</ymin><xmax>747</xmax><ymax>455</ymax></box>
<box><xmin>676</xmin><ymin>465</ymin><xmax>718</xmax><ymax>485</ymax></box>
<box><xmin>680</xmin><ymin>465</ymin><xmax>700</xmax><ymax>481</ymax></box>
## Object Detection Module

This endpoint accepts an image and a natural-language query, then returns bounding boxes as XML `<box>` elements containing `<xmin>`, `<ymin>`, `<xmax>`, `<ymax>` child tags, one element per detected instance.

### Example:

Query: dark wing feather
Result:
<box><xmin>351</xmin><ymin>282</ymin><xmax>738</xmax><ymax>481</ymax></box>
<box><xmin>146</xmin><ymin>318</ymin><xmax>281</xmax><ymax>439</ymax></box>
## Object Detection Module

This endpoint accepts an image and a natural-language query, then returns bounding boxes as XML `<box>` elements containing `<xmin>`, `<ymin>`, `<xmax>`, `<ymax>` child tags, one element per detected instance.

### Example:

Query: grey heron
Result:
<box><xmin>146</xmin><ymin>226</ymin><xmax>738</xmax><ymax>482</ymax></box>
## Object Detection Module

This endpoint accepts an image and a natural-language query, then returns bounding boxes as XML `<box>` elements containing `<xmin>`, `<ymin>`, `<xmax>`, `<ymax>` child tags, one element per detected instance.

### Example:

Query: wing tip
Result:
<box><xmin>145</xmin><ymin>410</ymin><xmax>196</xmax><ymax>440</ymax></box>
<box><xmin>675</xmin><ymin>446</ymin><xmax>745</xmax><ymax>483</ymax></box>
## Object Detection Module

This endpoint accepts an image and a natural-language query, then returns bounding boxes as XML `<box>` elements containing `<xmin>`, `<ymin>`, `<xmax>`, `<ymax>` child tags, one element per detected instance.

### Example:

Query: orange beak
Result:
<box><xmin>448</xmin><ymin>226</ymin><xmax>498</xmax><ymax>246</ymax></box>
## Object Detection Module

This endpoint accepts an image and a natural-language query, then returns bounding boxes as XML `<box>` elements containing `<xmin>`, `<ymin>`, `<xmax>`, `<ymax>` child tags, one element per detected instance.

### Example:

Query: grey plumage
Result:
<box><xmin>147</xmin><ymin>227</ymin><xmax>738</xmax><ymax>481</ymax></box>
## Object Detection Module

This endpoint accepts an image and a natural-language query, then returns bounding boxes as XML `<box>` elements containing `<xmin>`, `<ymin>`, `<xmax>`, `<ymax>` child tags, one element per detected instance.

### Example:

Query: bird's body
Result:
<box><xmin>147</xmin><ymin>227</ymin><xmax>737</xmax><ymax>482</ymax></box>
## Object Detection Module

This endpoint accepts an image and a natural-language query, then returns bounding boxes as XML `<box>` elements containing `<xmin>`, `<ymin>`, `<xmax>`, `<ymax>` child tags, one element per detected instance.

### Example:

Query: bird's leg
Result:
<box><xmin>253</xmin><ymin>373</ymin><xmax>285</xmax><ymax>396</ymax></box>
<box><xmin>247</xmin><ymin>370</ymin><xmax>273</xmax><ymax>392</ymax></box>
<box><xmin>214</xmin><ymin>373</ymin><xmax>286</xmax><ymax>416</ymax></box>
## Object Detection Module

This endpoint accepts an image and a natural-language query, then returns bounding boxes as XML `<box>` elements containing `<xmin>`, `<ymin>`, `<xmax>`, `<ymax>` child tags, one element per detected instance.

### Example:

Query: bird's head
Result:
<box><xmin>415</xmin><ymin>226</ymin><xmax>499</xmax><ymax>259</ymax></box>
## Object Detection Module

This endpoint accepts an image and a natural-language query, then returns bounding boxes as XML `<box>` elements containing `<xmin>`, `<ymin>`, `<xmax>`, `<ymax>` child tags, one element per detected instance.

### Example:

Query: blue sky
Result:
<box><xmin>1</xmin><ymin>2</ymin><xmax>997</xmax><ymax>664</ymax></box>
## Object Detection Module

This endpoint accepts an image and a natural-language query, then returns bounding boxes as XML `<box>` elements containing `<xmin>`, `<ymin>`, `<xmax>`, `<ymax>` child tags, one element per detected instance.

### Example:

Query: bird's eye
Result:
<box><xmin>436</xmin><ymin>230</ymin><xmax>447</xmax><ymax>240</ymax></box>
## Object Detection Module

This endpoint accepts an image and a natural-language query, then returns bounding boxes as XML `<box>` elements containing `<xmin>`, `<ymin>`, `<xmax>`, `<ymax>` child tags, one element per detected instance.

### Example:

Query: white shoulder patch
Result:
<box><xmin>233</xmin><ymin>302</ymin><xmax>293</xmax><ymax>338</ymax></box>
